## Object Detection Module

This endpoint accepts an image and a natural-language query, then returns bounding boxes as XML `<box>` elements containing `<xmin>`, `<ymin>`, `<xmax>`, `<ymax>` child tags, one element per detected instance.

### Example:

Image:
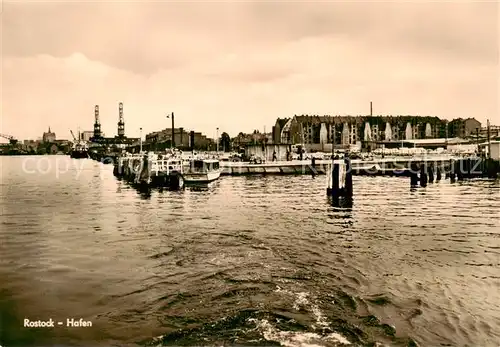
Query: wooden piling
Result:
<box><xmin>436</xmin><ymin>166</ymin><xmax>442</xmax><ymax>181</ymax></box>
<box><xmin>419</xmin><ymin>164</ymin><xmax>428</xmax><ymax>187</ymax></box>
<box><xmin>456</xmin><ymin>159</ymin><xmax>464</xmax><ymax>181</ymax></box>
<box><xmin>344</xmin><ymin>157</ymin><xmax>353</xmax><ymax>198</ymax></box>
<box><xmin>327</xmin><ymin>159</ymin><xmax>353</xmax><ymax>198</ymax></box>
<box><xmin>427</xmin><ymin>165</ymin><xmax>434</xmax><ymax>183</ymax></box>
<box><xmin>410</xmin><ymin>161</ymin><xmax>419</xmax><ymax>186</ymax></box>
<box><xmin>449</xmin><ymin>160</ymin><xmax>456</xmax><ymax>182</ymax></box>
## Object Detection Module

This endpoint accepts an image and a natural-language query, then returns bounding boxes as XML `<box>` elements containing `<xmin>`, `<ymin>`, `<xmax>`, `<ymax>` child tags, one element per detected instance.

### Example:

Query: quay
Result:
<box><xmin>110</xmin><ymin>154</ymin><xmax>462</xmax><ymax>180</ymax></box>
<box><xmin>110</xmin><ymin>153</ymin><xmax>500</xmax><ymax>180</ymax></box>
<box><xmin>100</xmin><ymin>138</ymin><xmax>500</xmax><ymax>195</ymax></box>
<box><xmin>218</xmin><ymin>156</ymin><xmax>458</xmax><ymax>177</ymax></box>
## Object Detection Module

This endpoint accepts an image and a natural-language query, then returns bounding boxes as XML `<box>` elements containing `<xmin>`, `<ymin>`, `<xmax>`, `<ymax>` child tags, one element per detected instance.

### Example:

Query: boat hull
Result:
<box><xmin>183</xmin><ymin>170</ymin><xmax>221</xmax><ymax>184</ymax></box>
<box><xmin>70</xmin><ymin>150</ymin><xmax>89</xmax><ymax>159</ymax></box>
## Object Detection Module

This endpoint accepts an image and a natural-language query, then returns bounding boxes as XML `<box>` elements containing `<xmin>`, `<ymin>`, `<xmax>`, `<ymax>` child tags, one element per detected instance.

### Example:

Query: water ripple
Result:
<box><xmin>0</xmin><ymin>156</ymin><xmax>499</xmax><ymax>347</ymax></box>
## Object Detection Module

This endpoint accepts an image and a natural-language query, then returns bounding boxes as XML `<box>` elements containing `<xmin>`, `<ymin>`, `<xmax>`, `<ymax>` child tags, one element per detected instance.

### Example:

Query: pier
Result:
<box><xmin>104</xmin><ymin>149</ymin><xmax>500</xmax><ymax>196</ymax></box>
<box><xmin>218</xmin><ymin>156</ymin><xmax>457</xmax><ymax>177</ymax></box>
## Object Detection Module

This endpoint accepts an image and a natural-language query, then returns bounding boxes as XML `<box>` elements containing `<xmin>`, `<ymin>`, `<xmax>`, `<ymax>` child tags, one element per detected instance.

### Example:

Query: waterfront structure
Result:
<box><xmin>42</xmin><ymin>127</ymin><xmax>56</xmax><ymax>143</ymax></box>
<box><xmin>272</xmin><ymin>115</ymin><xmax>480</xmax><ymax>151</ymax></box>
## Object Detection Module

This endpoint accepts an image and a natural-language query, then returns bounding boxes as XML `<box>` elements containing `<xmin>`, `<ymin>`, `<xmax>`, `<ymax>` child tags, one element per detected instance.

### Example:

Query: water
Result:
<box><xmin>1</xmin><ymin>156</ymin><xmax>499</xmax><ymax>347</ymax></box>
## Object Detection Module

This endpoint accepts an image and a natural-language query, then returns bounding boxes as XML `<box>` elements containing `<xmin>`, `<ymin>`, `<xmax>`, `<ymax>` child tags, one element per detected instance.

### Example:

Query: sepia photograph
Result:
<box><xmin>1</xmin><ymin>1</ymin><xmax>499</xmax><ymax>347</ymax></box>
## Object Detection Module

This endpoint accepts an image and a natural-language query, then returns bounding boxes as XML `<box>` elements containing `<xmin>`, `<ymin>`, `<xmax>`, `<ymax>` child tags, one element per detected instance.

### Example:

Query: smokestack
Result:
<box><xmin>370</xmin><ymin>101</ymin><xmax>373</xmax><ymax>117</ymax></box>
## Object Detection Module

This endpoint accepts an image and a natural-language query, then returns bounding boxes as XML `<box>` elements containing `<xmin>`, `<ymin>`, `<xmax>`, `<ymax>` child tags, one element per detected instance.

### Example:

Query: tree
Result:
<box><xmin>220</xmin><ymin>132</ymin><xmax>231</xmax><ymax>152</ymax></box>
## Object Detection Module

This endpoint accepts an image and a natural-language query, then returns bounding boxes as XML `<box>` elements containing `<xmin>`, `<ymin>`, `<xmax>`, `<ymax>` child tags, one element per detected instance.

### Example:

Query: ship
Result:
<box><xmin>69</xmin><ymin>129</ymin><xmax>89</xmax><ymax>159</ymax></box>
<box><xmin>70</xmin><ymin>141</ymin><xmax>89</xmax><ymax>159</ymax></box>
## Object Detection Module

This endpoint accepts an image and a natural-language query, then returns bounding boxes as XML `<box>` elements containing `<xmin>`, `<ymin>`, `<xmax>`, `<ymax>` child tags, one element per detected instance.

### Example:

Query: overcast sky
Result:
<box><xmin>2</xmin><ymin>0</ymin><xmax>499</xmax><ymax>141</ymax></box>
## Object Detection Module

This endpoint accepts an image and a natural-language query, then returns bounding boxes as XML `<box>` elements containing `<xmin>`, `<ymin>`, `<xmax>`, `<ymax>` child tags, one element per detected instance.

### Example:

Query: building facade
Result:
<box><xmin>145</xmin><ymin>128</ymin><xmax>211</xmax><ymax>150</ymax></box>
<box><xmin>81</xmin><ymin>131</ymin><xmax>94</xmax><ymax>142</ymax></box>
<box><xmin>448</xmin><ymin>118</ymin><xmax>482</xmax><ymax>138</ymax></box>
<box><xmin>272</xmin><ymin>115</ymin><xmax>478</xmax><ymax>151</ymax></box>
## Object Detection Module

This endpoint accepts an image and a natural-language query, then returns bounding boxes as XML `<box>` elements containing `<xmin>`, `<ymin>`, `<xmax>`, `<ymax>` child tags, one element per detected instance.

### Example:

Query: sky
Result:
<box><xmin>1</xmin><ymin>0</ymin><xmax>499</xmax><ymax>142</ymax></box>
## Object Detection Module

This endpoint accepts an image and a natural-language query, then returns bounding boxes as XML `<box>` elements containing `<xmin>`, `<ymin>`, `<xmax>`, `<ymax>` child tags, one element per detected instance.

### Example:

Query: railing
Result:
<box><xmin>150</xmin><ymin>159</ymin><xmax>183</xmax><ymax>175</ymax></box>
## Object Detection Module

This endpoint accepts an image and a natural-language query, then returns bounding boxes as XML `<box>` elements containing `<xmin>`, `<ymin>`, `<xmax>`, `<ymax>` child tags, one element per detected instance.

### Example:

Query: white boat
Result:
<box><xmin>183</xmin><ymin>159</ymin><xmax>221</xmax><ymax>183</ymax></box>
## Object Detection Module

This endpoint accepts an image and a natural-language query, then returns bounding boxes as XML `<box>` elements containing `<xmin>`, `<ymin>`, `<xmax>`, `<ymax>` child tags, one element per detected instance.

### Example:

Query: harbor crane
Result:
<box><xmin>70</xmin><ymin>130</ymin><xmax>78</xmax><ymax>142</ymax></box>
<box><xmin>0</xmin><ymin>133</ymin><xmax>18</xmax><ymax>145</ymax></box>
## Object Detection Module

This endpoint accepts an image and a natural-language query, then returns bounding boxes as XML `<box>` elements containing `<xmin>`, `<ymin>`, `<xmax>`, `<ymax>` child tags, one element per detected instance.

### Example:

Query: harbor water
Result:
<box><xmin>0</xmin><ymin>156</ymin><xmax>499</xmax><ymax>347</ymax></box>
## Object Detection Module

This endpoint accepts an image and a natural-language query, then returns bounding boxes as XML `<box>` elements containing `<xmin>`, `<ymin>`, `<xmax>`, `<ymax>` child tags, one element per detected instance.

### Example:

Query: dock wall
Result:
<box><xmin>219</xmin><ymin>157</ymin><xmax>456</xmax><ymax>176</ymax></box>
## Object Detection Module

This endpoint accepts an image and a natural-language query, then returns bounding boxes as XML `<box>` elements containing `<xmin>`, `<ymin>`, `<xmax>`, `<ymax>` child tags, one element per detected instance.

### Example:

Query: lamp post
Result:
<box><xmin>476</xmin><ymin>127</ymin><xmax>480</xmax><ymax>156</ymax></box>
<box><xmin>487</xmin><ymin>119</ymin><xmax>491</xmax><ymax>159</ymax></box>
<box><xmin>166</xmin><ymin>112</ymin><xmax>175</xmax><ymax>148</ymax></box>
<box><xmin>332</xmin><ymin>124</ymin><xmax>335</xmax><ymax>158</ymax></box>
<box><xmin>216</xmin><ymin>127</ymin><xmax>219</xmax><ymax>153</ymax></box>
<box><xmin>139</xmin><ymin>127</ymin><xmax>143</xmax><ymax>153</ymax></box>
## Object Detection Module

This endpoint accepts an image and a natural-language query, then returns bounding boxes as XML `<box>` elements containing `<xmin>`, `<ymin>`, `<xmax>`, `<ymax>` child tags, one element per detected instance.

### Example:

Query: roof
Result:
<box><xmin>379</xmin><ymin>137</ymin><xmax>467</xmax><ymax>145</ymax></box>
<box><xmin>191</xmin><ymin>159</ymin><xmax>219</xmax><ymax>163</ymax></box>
<box><xmin>405</xmin><ymin>137</ymin><xmax>467</xmax><ymax>144</ymax></box>
<box><xmin>276</xmin><ymin>118</ymin><xmax>289</xmax><ymax>129</ymax></box>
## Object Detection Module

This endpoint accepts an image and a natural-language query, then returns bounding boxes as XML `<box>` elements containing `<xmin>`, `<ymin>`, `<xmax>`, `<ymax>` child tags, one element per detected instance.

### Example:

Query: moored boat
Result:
<box><xmin>183</xmin><ymin>159</ymin><xmax>221</xmax><ymax>183</ymax></box>
<box><xmin>70</xmin><ymin>141</ymin><xmax>89</xmax><ymax>159</ymax></box>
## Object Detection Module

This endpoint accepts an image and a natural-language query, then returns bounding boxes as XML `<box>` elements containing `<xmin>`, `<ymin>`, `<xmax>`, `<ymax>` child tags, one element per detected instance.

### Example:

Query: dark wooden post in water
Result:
<box><xmin>345</xmin><ymin>157</ymin><xmax>353</xmax><ymax>197</ymax></box>
<box><xmin>427</xmin><ymin>164</ymin><xmax>434</xmax><ymax>183</ymax></box>
<box><xmin>137</xmin><ymin>153</ymin><xmax>152</xmax><ymax>185</ymax></box>
<box><xmin>457</xmin><ymin>159</ymin><xmax>464</xmax><ymax>181</ymax></box>
<box><xmin>450</xmin><ymin>159</ymin><xmax>457</xmax><ymax>182</ymax></box>
<box><xmin>436</xmin><ymin>166</ymin><xmax>442</xmax><ymax>181</ymax></box>
<box><xmin>419</xmin><ymin>163</ymin><xmax>428</xmax><ymax>187</ymax></box>
<box><xmin>410</xmin><ymin>161</ymin><xmax>419</xmax><ymax>186</ymax></box>
<box><xmin>327</xmin><ymin>158</ymin><xmax>353</xmax><ymax>199</ymax></box>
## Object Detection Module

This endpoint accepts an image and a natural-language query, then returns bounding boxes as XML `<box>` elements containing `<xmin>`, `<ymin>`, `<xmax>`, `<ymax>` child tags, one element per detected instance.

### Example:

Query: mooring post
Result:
<box><xmin>327</xmin><ymin>157</ymin><xmax>352</xmax><ymax>199</ymax></box>
<box><xmin>419</xmin><ymin>163</ymin><xmax>428</xmax><ymax>187</ymax></box>
<box><xmin>457</xmin><ymin>159</ymin><xmax>464</xmax><ymax>181</ymax></box>
<box><xmin>331</xmin><ymin>160</ymin><xmax>340</xmax><ymax>196</ymax></box>
<box><xmin>345</xmin><ymin>157</ymin><xmax>353</xmax><ymax>198</ymax></box>
<box><xmin>450</xmin><ymin>160</ymin><xmax>456</xmax><ymax>182</ymax></box>
<box><xmin>427</xmin><ymin>164</ymin><xmax>434</xmax><ymax>183</ymax></box>
<box><xmin>436</xmin><ymin>165</ymin><xmax>442</xmax><ymax>181</ymax></box>
<box><xmin>410</xmin><ymin>161</ymin><xmax>419</xmax><ymax>186</ymax></box>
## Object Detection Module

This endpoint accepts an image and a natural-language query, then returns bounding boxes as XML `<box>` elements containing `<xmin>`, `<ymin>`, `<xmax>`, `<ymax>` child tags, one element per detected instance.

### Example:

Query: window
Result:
<box><xmin>192</xmin><ymin>160</ymin><xmax>204</xmax><ymax>172</ymax></box>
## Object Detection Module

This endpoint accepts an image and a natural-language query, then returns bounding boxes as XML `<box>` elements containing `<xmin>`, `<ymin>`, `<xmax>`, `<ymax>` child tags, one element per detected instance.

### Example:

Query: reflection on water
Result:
<box><xmin>0</xmin><ymin>156</ymin><xmax>499</xmax><ymax>347</ymax></box>
<box><xmin>328</xmin><ymin>196</ymin><xmax>353</xmax><ymax>209</ymax></box>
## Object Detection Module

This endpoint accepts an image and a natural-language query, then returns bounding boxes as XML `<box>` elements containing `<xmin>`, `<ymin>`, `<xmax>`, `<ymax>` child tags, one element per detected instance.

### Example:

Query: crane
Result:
<box><xmin>70</xmin><ymin>130</ymin><xmax>77</xmax><ymax>141</ymax></box>
<box><xmin>0</xmin><ymin>133</ymin><xmax>18</xmax><ymax>145</ymax></box>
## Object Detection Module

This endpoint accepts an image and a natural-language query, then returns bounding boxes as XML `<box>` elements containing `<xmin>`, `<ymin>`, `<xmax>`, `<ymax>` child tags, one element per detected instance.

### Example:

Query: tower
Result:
<box><xmin>93</xmin><ymin>105</ymin><xmax>101</xmax><ymax>139</ymax></box>
<box><xmin>117</xmin><ymin>102</ymin><xmax>125</xmax><ymax>138</ymax></box>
